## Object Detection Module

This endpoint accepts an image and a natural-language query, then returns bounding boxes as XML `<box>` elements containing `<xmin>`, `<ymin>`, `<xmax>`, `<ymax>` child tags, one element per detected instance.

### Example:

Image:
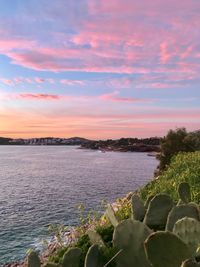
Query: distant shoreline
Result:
<box><xmin>0</xmin><ymin>136</ymin><xmax>161</xmax><ymax>153</ymax></box>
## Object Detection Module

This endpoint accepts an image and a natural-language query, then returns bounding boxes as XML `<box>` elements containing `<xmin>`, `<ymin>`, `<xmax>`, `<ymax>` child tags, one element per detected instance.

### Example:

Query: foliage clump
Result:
<box><xmin>140</xmin><ymin>151</ymin><xmax>200</xmax><ymax>203</ymax></box>
<box><xmin>157</xmin><ymin>128</ymin><xmax>200</xmax><ymax>173</ymax></box>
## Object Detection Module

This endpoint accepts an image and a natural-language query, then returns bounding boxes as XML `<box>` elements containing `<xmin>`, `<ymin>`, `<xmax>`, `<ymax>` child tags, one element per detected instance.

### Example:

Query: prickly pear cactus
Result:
<box><xmin>105</xmin><ymin>204</ymin><xmax>119</xmax><ymax>227</ymax></box>
<box><xmin>178</xmin><ymin>182</ymin><xmax>191</xmax><ymax>203</ymax></box>
<box><xmin>166</xmin><ymin>204</ymin><xmax>200</xmax><ymax>231</ymax></box>
<box><xmin>144</xmin><ymin>231</ymin><xmax>191</xmax><ymax>267</ymax></box>
<box><xmin>173</xmin><ymin>217</ymin><xmax>200</xmax><ymax>257</ymax></box>
<box><xmin>44</xmin><ymin>263</ymin><xmax>60</xmax><ymax>267</ymax></box>
<box><xmin>113</xmin><ymin>218</ymin><xmax>152</xmax><ymax>267</ymax></box>
<box><xmin>28</xmin><ymin>251</ymin><xmax>41</xmax><ymax>267</ymax></box>
<box><xmin>131</xmin><ymin>194</ymin><xmax>146</xmax><ymax>221</ymax></box>
<box><xmin>143</xmin><ymin>194</ymin><xmax>174</xmax><ymax>229</ymax></box>
<box><xmin>181</xmin><ymin>259</ymin><xmax>200</xmax><ymax>267</ymax></box>
<box><xmin>189</xmin><ymin>202</ymin><xmax>200</xmax><ymax>212</ymax></box>
<box><xmin>62</xmin><ymin>247</ymin><xmax>82</xmax><ymax>267</ymax></box>
<box><xmin>144</xmin><ymin>195</ymin><xmax>154</xmax><ymax>209</ymax></box>
<box><xmin>87</xmin><ymin>230</ymin><xmax>105</xmax><ymax>247</ymax></box>
<box><xmin>84</xmin><ymin>244</ymin><xmax>103</xmax><ymax>267</ymax></box>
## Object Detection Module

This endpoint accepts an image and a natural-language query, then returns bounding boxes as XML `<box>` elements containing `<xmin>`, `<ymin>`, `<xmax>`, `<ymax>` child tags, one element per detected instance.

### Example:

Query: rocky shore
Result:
<box><xmin>80</xmin><ymin>137</ymin><xmax>161</xmax><ymax>153</ymax></box>
<box><xmin>3</xmin><ymin>192</ymin><xmax>134</xmax><ymax>267</ymax></box>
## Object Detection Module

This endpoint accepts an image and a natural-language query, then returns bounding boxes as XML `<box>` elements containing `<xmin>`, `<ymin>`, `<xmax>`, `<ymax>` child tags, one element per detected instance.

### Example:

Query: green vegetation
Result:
<box><xmin>26</xmin><ymin>128</ymin><xmax>200</xmax><ymax>267</ymax></box>
<box><xmin>140</xmin><ymin>151</ymin><xmax>200</xmax><ymax>202</ymax></box>
<box><xmin>27</xmin><ymin>181</ymin><xmax>200</xmax><ymax>267</ymax></box>
<box><xmin>157</xmin><ymin>128</ymin><xmax>200</xmax><ymax>172</ymax></box>
<box><xmin>81</xmin><ymin>137</ymin><xmax>160</xmax><ymax>152</ymax></box>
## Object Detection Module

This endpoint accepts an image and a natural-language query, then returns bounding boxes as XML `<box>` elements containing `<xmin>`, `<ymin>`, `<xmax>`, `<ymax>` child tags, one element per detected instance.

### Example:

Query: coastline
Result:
<box><xmin>2</xmin><ymin>192</ymin><xmax>135</xmax><ymax>267</ymax></box>
<box><xmin>2</xmin><ymin>147</ymin><xmax>158</xmax><ymax>266</ymax></box>
<box><xmin>0</xmin><ymin>137</ymin><xmax>161</xmax><ymax>153</ymax></box>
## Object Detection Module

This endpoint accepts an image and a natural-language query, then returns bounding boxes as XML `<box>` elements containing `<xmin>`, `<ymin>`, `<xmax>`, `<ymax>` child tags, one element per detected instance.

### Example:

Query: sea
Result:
<box><xmin>0</xmin><ymin>146</ymin><xmax>158</xmax><ymax>265</ymax></box>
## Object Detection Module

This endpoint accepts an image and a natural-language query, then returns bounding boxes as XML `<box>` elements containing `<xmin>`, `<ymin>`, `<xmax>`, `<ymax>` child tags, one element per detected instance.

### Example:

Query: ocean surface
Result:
<box><xmin>0</xmin><ymin>146</ymin><xmax>157</xmax><ymax>265</ymax></box>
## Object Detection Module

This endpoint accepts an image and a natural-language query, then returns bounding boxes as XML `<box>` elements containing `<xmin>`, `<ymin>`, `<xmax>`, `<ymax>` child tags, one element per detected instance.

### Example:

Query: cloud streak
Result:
<box><xmin>0</xmin><ymin>1</ymin><xmax>199</xmax><ymax>138</ymax></box>
<box><xmin>18</xmin><ymin>93</ymin><xmax>61</xmax><ymax>100</ymax></box>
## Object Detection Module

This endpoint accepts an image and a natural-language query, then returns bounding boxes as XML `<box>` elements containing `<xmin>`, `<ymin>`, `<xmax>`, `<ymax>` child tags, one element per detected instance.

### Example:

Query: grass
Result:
<box><xmin>140</xmin><ymin>151</ymin><xmax>200</xmax><ymax>203</ymax></box>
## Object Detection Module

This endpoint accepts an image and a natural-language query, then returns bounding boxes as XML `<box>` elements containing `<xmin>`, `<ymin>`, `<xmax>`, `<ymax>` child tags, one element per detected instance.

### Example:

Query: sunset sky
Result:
<box><xmin>0</xmin><ymin>0</ymin><xmax>200</xmax><ymax>139</ymax></box>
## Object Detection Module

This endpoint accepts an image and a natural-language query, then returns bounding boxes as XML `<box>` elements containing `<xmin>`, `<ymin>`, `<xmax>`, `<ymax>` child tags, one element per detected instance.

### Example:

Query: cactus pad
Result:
<box><xmin>28</xmin><ymin>251</ymin><xmax>41</xmax><ymax>267</ymax></box>
<box><xmin>113</xmin><ymin>218</ymin><xmax>152</xmax><ymax>267</ymax></box>
<box><xmin>105</xmin><ymin>204</ymin><xmax>119</xmax><ymax>227</ymax></box>
<box><xmin>181</xmin><ymin>259</ymin><xmax>200</xmax><ymax>267</ymax></box>
<box><xmin>87</xmin><ymin>230</ymin><xmax>105</xmax><ymax>247</ymax></box>
<box><xmin>144</xmin><ymin>231</ymin><xmax>190</xmax><ymax>267</ymax></box>
<box><xmin>173</xmin><ymin>217</ymin><xmax>200</xmax><ymax>257</ymax></box>
<box><xmin>44</xmin><ymin>263</ymin><xmax>60</xmax><ymax>267</ymax></box>
<box><xmin>143</xmin><ymin>194</ymin><xmax>174</xmax><ymax>229</ymax></box>
<box><xmin>84</xmin><ymin>244</ymin><xmax>103</xmax><ymax>267</ymax></box>
<box><xmin>166</xmin><ymin>204</ymin><xmax>200</xmax><ymax>231</ymax></box>
<box><xmin>178</xmin><ymin>182</ymin><xmax>191</xmax><ymax>203</ymax></box>
<box><xmin>62</xmin><ymin>247</ymin><xmax>82</xmax><ymax>267</ymax></box>
<box><xmin>131</xmin><ymin>194</ymin><xmax>146</xmax><ymax>221</ymax></box>
<box><xmin>144</xmin><ymin>195</ymin><xmax>154</xmax><ymax>209</ymax></box>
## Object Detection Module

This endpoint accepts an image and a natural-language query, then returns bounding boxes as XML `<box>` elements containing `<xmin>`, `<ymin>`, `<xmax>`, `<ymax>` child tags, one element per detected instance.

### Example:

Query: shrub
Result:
<box><xmin>157</xmin><ymin>128</ymin><xmax>200</xmax><ymax>173</ymax></box>
<box><xmin>140</xmin><ymin>151</ymin><xmax>200</xmax><ymax>203</ymax></box>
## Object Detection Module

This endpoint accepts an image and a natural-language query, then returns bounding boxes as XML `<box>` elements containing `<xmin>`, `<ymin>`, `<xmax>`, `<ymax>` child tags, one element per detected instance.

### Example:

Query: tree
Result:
<box><xmin>157</xmin><ymin>128</ymin><xmax>200</xmax><ymax>173</ymax></box>
<box><xmin>184</xmin><ymin>130</ymin><xmax>200</xmax><ymax>151</ymax></box>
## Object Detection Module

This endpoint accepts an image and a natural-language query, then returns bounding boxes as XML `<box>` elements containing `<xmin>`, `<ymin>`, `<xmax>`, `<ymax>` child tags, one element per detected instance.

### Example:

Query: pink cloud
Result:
<box><xmin>107</xmin><ymin>77</ymin><xmax>134</xmax><ymax>89</ymax></box>
<box><xmin>180</xmin><ymin>45</ymin><xmax>193</xmax><ymax>59</ymax></box>
<box><xmin>0</xmin><ymin>38</ymin><xmax>35</xmax><ymax>53</ymax></box>
<box><xmin>99</xmin><ymin>91</ymin><xmax>151</xmax><ymax>103</ymax></box>
<box><xmin>88</xmin><ymin>0</ymin><xmax>200</xmax><ymax>17</ymax></box>
<box><xmin>14</xmin><ymin>77</ymin><xmax>23</xmax><ymax>84</ymax></box>
<box><xmin>25</xmin><ymin>78</ymin><xmax>33</xmax><ymax>84</ymax></box>
<box><xmin>88</xmin><ymin>0</ymin><xmax>136</xmax><ymax>16</ymax></box>
<box><xmin>150</xmin><ymin>83</ymin><xmax>173</xmax><ymax>89</ymax></box>
<box><xmin>35</xmin><ymin>77</ymin><xmax>45</xmax><ymax>83</ymax></box>
<box><xmin>53</xmin><ymin>109</ymin><xmax>200</xmax><ymax>121</ymax></box>
<box><xmin>60</xmin><ymin>79</ymin><xmax>85</xmax><ymax>86</ymax></box>
<box><xmin>19</xmin><ymin>93</ymin><xmax>61</xmax><ymax>100</ymax></box>
<box><xmin>0</xmin><ymin>78</ymin><xmax>14</xmax><ymax>86</ymax></box>
<box><xmin>160</xmin><ymin>42</ymin><xmax>171</xmax><ymax>64</ymax></box>
<box><xmin>0</xmin><ymin>1</ymin><xmax>199</xmax><ymax>81</ymax></box>
<box><xmin>47</xmin><ymin>78</ymin><xmax>55</xmax><ymax>84</ymax></box>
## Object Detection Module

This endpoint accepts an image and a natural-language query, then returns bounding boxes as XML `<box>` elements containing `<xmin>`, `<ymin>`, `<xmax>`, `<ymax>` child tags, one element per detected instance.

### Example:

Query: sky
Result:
<box><xmin>0</xmin><ymin>0</ymin><xmax>200</xmax><ymax>139</ymax></box>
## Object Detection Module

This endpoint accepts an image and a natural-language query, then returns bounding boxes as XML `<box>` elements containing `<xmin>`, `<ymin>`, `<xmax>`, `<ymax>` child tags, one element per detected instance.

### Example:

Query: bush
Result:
<box><xmin>157</xmin><ymin>128</ymin><xmax>200</xmax><ymax>173</ymax></box>
<box><xmin>140</xmin><ymin>151</ymin><xmax>200</xmax><ymax>203</ymax></box>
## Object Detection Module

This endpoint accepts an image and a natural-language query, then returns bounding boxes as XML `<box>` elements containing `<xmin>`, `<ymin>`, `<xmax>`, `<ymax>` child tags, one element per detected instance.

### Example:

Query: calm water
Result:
<box><xmin>0</xmin><ymin>146</ymin><xmax>157</xmax><ymax>264</ymax></box>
